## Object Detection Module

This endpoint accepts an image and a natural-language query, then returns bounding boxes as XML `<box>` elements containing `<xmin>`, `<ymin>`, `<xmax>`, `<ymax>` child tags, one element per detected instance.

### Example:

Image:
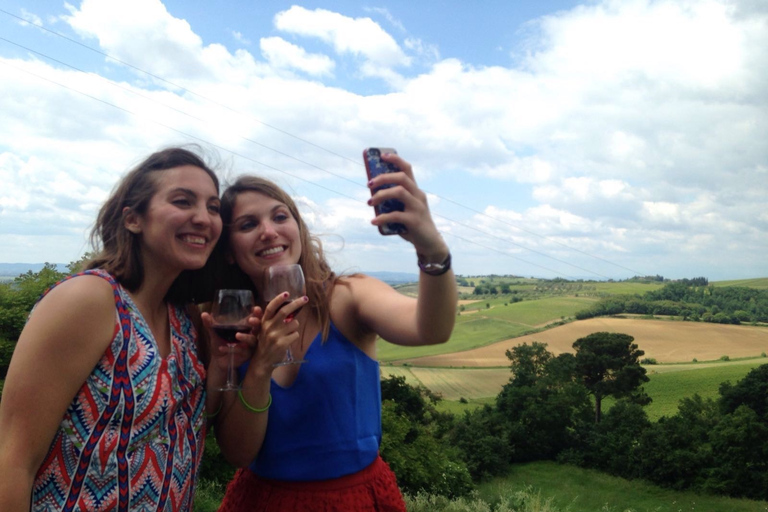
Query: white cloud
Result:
<box><xmin>232</xmin><ymin>31</ymin><xmax>251</xmax><ymax>45</ymax></box>
<box><xmin>365</xmin><ymin>7</ymin><xmax>406</xmax><ymax>33</ymax></box>
<box><xmin>62</xmin><ymin>0</ymin><xmax>267</xmax><ymax>83</ymax></box>
<box><xmin>18</xmin><ymin>9</ymin><xmax>42</xmax><ymax>26</ymax></box>
<box><xmin>260</xmin><ymin>36</ymin><xmax>335</xmax><ymax>76</ymax></box>
<box><xmin>273</xmin><ymin>6</ymin><xmax>411</xmax><ymax>77</ymax></box>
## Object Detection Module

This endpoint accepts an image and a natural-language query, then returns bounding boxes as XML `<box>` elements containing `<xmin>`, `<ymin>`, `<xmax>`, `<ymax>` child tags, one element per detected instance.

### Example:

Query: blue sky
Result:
<box><xmin>0</xmin><ymin>0</ymin><xmax>766</xmax><ymax>281</ymax></box>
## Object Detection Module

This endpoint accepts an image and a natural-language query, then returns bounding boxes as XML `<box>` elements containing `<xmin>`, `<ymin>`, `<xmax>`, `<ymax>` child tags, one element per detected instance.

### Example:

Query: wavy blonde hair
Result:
<box><xmin>217</xmin><ymin>176</ymin><xmax>337</xmax><ymax>341</ymax></box>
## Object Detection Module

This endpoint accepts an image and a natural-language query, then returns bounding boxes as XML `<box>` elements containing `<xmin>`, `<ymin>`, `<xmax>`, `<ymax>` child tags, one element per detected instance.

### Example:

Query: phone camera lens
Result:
<box><xmin>370</xmin><ymin>149</ymin><xmax>380</xmax><ymax>157</ymax></box>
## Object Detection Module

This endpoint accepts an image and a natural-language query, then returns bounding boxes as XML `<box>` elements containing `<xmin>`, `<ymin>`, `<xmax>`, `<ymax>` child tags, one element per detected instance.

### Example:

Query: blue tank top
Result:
<box><xmin>246</xmin><ymin>322</ymin><xmax>381</xmax><ymax>481</ymax></box>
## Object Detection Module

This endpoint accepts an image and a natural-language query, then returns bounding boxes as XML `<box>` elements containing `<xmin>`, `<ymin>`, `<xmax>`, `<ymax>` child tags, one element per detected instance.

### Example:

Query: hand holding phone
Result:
<box><xmin>363</xmin><ymin>147</ymin><xmax>408</xmax><ymax>236</ymax></box>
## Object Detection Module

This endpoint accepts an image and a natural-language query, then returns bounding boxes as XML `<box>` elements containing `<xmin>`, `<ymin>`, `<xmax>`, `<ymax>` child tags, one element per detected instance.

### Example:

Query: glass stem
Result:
<box><xmin>227</xmin><ymin>344</ymin><xmax>236</xmax><ymax>388</ymax></box>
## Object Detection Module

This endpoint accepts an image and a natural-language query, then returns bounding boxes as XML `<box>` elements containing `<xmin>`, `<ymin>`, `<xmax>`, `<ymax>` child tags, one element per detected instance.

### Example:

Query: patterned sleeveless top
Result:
<box><xmin>30</xmin><ymin>270</ymin><xmax>207</xmax><ymax>512</ymax></box>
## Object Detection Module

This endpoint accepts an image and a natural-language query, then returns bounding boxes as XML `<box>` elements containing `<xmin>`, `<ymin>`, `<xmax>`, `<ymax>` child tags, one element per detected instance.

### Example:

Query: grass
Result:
<box><xmin>476</xmin><ymin>461</ymin><xmax>768</xmax><ymax>512</ymax></box>
<box><xmin>378</xmin><ymin>296</ymin><xmax>598</xmax><ymax>362</ymax></box>
<box><xmin>478</xmin><ymin>297</ymin><xmax>594</xmax><ymax>326</ymax></box>
<box><xmin>404</xmin><ymin>357</ymin><xmax>768</xmax><ymax>419</ymax></box>
<box><xmin>193</xmin><ymin>479</ymin><xmax>226</xmax><ymax>512</ymax></box>
<box><xmin>383</xmin><ymin>366</ymin><xmax>512</xmax><ymax>401</ymax></box>
<box><xmin>587</xmin><ymin>281</ymin><xmax>666</xmax><ymax>295</ymax></box>
<box><xmin>712</xmin><ymin>277</ymin><xmax>768</xmax><ymax>289</ymax></box>
<box><xmin>378</xmin><ymin>317</ymin><xmax>532</xmax><ymax>362</ymax></box>
<box><xmin>638</xmin><ymin>357</ymin><xmax>767</xmax><ymax>420</ymax></box>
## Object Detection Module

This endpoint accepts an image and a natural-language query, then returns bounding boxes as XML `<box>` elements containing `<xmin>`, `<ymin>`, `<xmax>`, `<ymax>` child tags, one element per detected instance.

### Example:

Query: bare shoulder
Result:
<box><xmin>335</xmin><ymin>273</ymin><xmax>393</xmax><ymax>298</ymax></box>
<box><xmin>328</xmin><ymin>275</ymin><xmax>389</xmax><ymax>345</ymax></box>
<box><xmin>30</xmin><ymin>274</ymin><xmax>116</xmax><ymax>322</ymax></box>
<box><xmin>21</xmin><ymin>274</ymin><xmax>118</xmax><ymax>357</ymax></box>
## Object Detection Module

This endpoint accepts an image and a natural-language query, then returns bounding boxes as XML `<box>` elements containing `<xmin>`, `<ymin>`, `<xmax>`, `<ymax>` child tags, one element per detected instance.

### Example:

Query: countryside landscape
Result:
<box><xmin>2</xmin><ymin>268</ymin><xmax>768</xmax><ymax>511</ymax></box>
<box><xmin>381</xmin><ymin>276</ymin><xmax>768</xmax><ymax>407</ymax></box>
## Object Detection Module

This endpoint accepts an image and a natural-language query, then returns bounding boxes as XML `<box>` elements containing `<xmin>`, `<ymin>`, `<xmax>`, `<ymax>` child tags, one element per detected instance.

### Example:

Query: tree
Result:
<box><xmin>719</xmin><ymin>364</ymin><xmax>768</xmax><ymax>422</ymax></box>
<box><xmin>449</xmin><ymin>405</ymin><xmax>511</xmax><ymax>481</ymax></box>
<box><xmin>497</xmin><ymin>344</ymin><xmax>592</xmax><ymax>462</ymax></box>
<box><xmin>0</xmin><ymin>263</ymin><xmax>66</xmax><ymax>340</ymax></box>
<box><xmin>573</xmin><ymin>332</ymin><xmax>650</xmax><ymax>423</ymax></box>
<box><xmin>504</xmin><ymin>342</ymin><xmax>553</xmax><ymax>387</ymax></box>
<box><xmin>379</xmin><ymin>376</ymin><xmax>472</xmax><ymax>498</ymax></box>
<box><xmin>705</xmin><ymin>405</ymin><xmax>768</xmax><ymax>499</ymax></box>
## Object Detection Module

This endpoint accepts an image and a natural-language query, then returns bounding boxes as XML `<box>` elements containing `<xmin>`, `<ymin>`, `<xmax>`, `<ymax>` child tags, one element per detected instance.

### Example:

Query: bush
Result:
<box><xmin>382</xmin><ymin>401</ymin><xmax>473</xmax><ymax>498</ymax></box>
<box><xmin>380</xmin><ymin>376</ymin><xmax>473</xmax><ymax>498</ymax></box>
<box><xmin>405</xmin><ymin>486</ymin><xmax>562</xmax><ymax>512</ymax></box>
<box><xmin>0</xmin><ymin>338</ymin><xmax>14</xmax><ymax>366</ymax></box>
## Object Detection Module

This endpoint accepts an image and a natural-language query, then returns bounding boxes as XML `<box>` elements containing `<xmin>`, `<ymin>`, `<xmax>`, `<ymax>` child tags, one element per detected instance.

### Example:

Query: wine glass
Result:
<box><xmin>211</xmin><ymin>289</ymin><xmax>255</xmax><ymax>391</ymax></box>
<box><xmin>264</xmin><ymin>264</ymin><xmax>307</xmax><ymax>366</ymax></box>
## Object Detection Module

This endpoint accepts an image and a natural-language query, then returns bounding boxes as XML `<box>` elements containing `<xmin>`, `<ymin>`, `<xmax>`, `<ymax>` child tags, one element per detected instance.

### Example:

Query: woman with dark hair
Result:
<box><xmin>210</xmin><ymin>152</ymin><xmax>457</xmax><ymax>511</ymax></box>
<box><xmin>0</xmin><ymin>146</ymin><xmax>227</xmax><ymax>511</ymax></box>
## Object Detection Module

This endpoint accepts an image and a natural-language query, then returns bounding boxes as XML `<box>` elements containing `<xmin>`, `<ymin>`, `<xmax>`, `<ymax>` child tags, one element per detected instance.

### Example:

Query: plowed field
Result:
<box><xmin>401</xmin><ymin>317</ymin><xmax>768</xmax><ymax>367</ymax></box>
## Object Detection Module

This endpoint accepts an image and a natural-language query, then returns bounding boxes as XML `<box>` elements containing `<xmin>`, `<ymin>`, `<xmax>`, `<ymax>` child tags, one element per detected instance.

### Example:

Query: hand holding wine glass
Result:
<box><xmin>210</xmin><ymin>289</ymin><xmax>255</xmax><ymax>391</ymax></box>
<box><xmin>264</xmin><ymin>264</ymin><xmax>307</xmax><ymax>366</ymax></box>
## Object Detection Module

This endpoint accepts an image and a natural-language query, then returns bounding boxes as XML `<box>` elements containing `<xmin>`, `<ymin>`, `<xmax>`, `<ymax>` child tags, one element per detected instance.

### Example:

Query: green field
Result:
<box><xmin>477</xmin><ymin>461</ymin><xmax>768</xmax><ymax>512</ymax></box>
<box><xmin>470</xmin><ymin>296</ymin><xmax>595</xmax><ymax>325</ymax></box>
<box><xmin>641</xmin><ymin>358</ymin><xmax>767</xmax><ymax>420</ymax></box>
<box><xmin>378</xmin><ymin>296</ymin><xmax>596</xmax><ymax>362</ymax></box>
<box><xmin>383</xmin><ymin>357</ymin><xmax>768</xmax><ymax>420</ymax></box>
<box><xmin>712</xmin><ymin>277</ymin><xmax>768</xmax><ymax>289</ymax></box>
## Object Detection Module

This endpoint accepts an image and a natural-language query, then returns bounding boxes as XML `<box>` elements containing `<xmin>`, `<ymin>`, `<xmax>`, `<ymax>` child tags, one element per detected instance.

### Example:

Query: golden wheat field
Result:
<box><xmin>401</xmin><ymin>317</ymin><xmax>768</xmax><ymax>367</ymax></box>
<box><xmin>381</xmin><ymin>318</ymin><xmax>768</xmax><ymax>401</ymax></box>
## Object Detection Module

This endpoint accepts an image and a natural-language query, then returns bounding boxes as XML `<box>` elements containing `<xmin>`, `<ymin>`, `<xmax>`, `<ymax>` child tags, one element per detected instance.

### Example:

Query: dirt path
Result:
<box><xmin>403</xmin><ymin>318</ymin><xmax>768</xmax><ymax>367</ymax></box>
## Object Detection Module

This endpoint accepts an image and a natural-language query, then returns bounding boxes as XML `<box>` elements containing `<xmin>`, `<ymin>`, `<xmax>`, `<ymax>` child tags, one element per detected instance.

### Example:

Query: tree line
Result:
<box><xmin>576</xmin><ymin>280</ymin><xmax>768</xmax><ymax>324</ymax></box>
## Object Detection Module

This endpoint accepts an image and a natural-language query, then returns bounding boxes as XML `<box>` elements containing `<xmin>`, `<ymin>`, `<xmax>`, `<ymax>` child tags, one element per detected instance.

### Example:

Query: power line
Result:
<box><xmin>0</xmin><ymin>10</ymin><xmax>650</xmax><ymax>278</ymax></box>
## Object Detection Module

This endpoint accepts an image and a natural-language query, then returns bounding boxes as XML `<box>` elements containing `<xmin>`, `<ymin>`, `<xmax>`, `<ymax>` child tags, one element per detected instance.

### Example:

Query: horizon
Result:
<box><xmin>0</xmin><ymin>262</ymin><xmax>764</xmax><ymax>284</ymax></box>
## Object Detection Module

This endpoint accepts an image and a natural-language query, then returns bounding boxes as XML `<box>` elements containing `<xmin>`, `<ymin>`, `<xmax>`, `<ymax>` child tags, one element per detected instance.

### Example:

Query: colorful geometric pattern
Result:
<box><xmin>31</xmin><ymin>270</ymin><xmax>207</xmax><ymax>511</ymax></box>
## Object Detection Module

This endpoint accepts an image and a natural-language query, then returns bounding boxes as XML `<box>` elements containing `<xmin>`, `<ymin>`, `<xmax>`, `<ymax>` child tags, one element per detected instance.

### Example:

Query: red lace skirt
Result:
<box><xmin>217</xmin><ymin>455</ymin><xmax>407</xmax><ymax>512</ymax></box>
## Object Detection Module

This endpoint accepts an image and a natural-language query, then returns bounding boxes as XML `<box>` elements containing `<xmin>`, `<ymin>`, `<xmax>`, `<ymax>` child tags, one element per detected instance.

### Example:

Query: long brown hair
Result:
<box><xmin>218</xmin><ymin>175</ymin><xmax>337</xmax><ymax>341</ymax></box>
<box><xmin>84</xmin><ymin>146</ymin><xmax>220</xmax><ymax>304</ymax></box>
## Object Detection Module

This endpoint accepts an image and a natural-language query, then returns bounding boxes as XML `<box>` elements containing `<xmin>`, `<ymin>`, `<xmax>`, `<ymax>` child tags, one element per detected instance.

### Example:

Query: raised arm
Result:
<box><xmin>358</xmin><ymin>152</ymin><xmax>457</xmax><ymax>346</ymax></box>
<box><xmin>0</xmin><ymin>276</ymin><xmax>116</xmax><ymax>511</ymax></box>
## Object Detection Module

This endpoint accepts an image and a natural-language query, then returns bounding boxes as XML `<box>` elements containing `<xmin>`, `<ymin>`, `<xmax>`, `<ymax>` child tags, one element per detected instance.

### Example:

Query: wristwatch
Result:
<box><xmin>417</xmin><ymin>252</ymin><xmax>452</xmax><ymax>276</ymax></box>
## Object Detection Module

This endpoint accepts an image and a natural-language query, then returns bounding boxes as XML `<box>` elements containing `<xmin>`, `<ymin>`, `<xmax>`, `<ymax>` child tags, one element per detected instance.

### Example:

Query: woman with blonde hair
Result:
<box><xmin>210</xmin><ymin>152</ymin><xmax>457</xmax><ymax>511</ymax></box>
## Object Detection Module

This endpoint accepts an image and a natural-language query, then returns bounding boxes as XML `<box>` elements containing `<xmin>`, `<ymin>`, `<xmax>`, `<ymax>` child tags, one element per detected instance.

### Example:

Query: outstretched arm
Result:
<box><xmin>358</xmin><ymin>152</ymin><xmax>457</xmax><ymax>346</ymax></box>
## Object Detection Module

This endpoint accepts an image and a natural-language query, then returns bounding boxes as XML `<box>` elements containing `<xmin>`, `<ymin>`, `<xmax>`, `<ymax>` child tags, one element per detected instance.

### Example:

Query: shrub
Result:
<box><xmin>0</xmin><ymin>338</ymin><xmax>14</xmax><ymax>367</ymax></box>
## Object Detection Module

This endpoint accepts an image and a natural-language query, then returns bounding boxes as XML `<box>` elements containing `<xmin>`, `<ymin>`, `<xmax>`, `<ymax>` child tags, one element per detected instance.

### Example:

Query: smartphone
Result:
<box><xmin>363</xmin><ymin>147</ymin><xmax>407</xmax><ymax>235</ymax></box>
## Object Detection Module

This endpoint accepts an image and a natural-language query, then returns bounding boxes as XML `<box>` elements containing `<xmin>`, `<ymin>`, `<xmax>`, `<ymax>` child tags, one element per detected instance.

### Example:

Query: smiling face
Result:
<box><xmin>227</xmin><ymin>191</ymin><xmax>302</xmax><ymax>286</ymax></box>
<box><xmin>126</xmin><ymin>165</ymin><xmax>222</xmax><ymax>275</ymax></box>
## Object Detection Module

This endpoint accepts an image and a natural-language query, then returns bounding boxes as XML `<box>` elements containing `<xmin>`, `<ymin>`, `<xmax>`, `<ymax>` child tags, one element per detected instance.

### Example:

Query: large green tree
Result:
<box><xmin>572</xmin><ymin>332</ymin><xmax>650</xmax><ymax>423</ymax></box>
<box><xmin>496</xmin><ymin>342</ymin><xmax>592</xmax><ymax>462</ymax></box>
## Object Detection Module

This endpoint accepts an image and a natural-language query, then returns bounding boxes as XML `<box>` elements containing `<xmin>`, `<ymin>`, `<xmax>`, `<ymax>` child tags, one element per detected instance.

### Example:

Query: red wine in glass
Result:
<box><xmin>212</xmin><ymin>324</ymin><xmax>252</xmax><ymax>344</ymax></box>
<box><xmin>211</xmin><ymin>289</ymin><xmax>255</xmax><ymax>390</ymax></box>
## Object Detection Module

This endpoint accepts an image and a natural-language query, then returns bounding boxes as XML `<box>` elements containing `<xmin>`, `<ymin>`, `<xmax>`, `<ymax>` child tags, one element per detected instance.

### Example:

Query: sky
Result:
<box><xmin>0</xmin><ymin>0</ymin><xmax>766</xmax><ymax>281</ymax></box>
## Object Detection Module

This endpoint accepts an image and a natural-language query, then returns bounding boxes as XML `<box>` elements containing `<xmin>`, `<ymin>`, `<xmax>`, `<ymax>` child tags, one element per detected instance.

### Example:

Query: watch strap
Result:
<box><xmin>418</xmin><ymin>252</ymin><xmax>452</xmax><ymax>276</ymax></box>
